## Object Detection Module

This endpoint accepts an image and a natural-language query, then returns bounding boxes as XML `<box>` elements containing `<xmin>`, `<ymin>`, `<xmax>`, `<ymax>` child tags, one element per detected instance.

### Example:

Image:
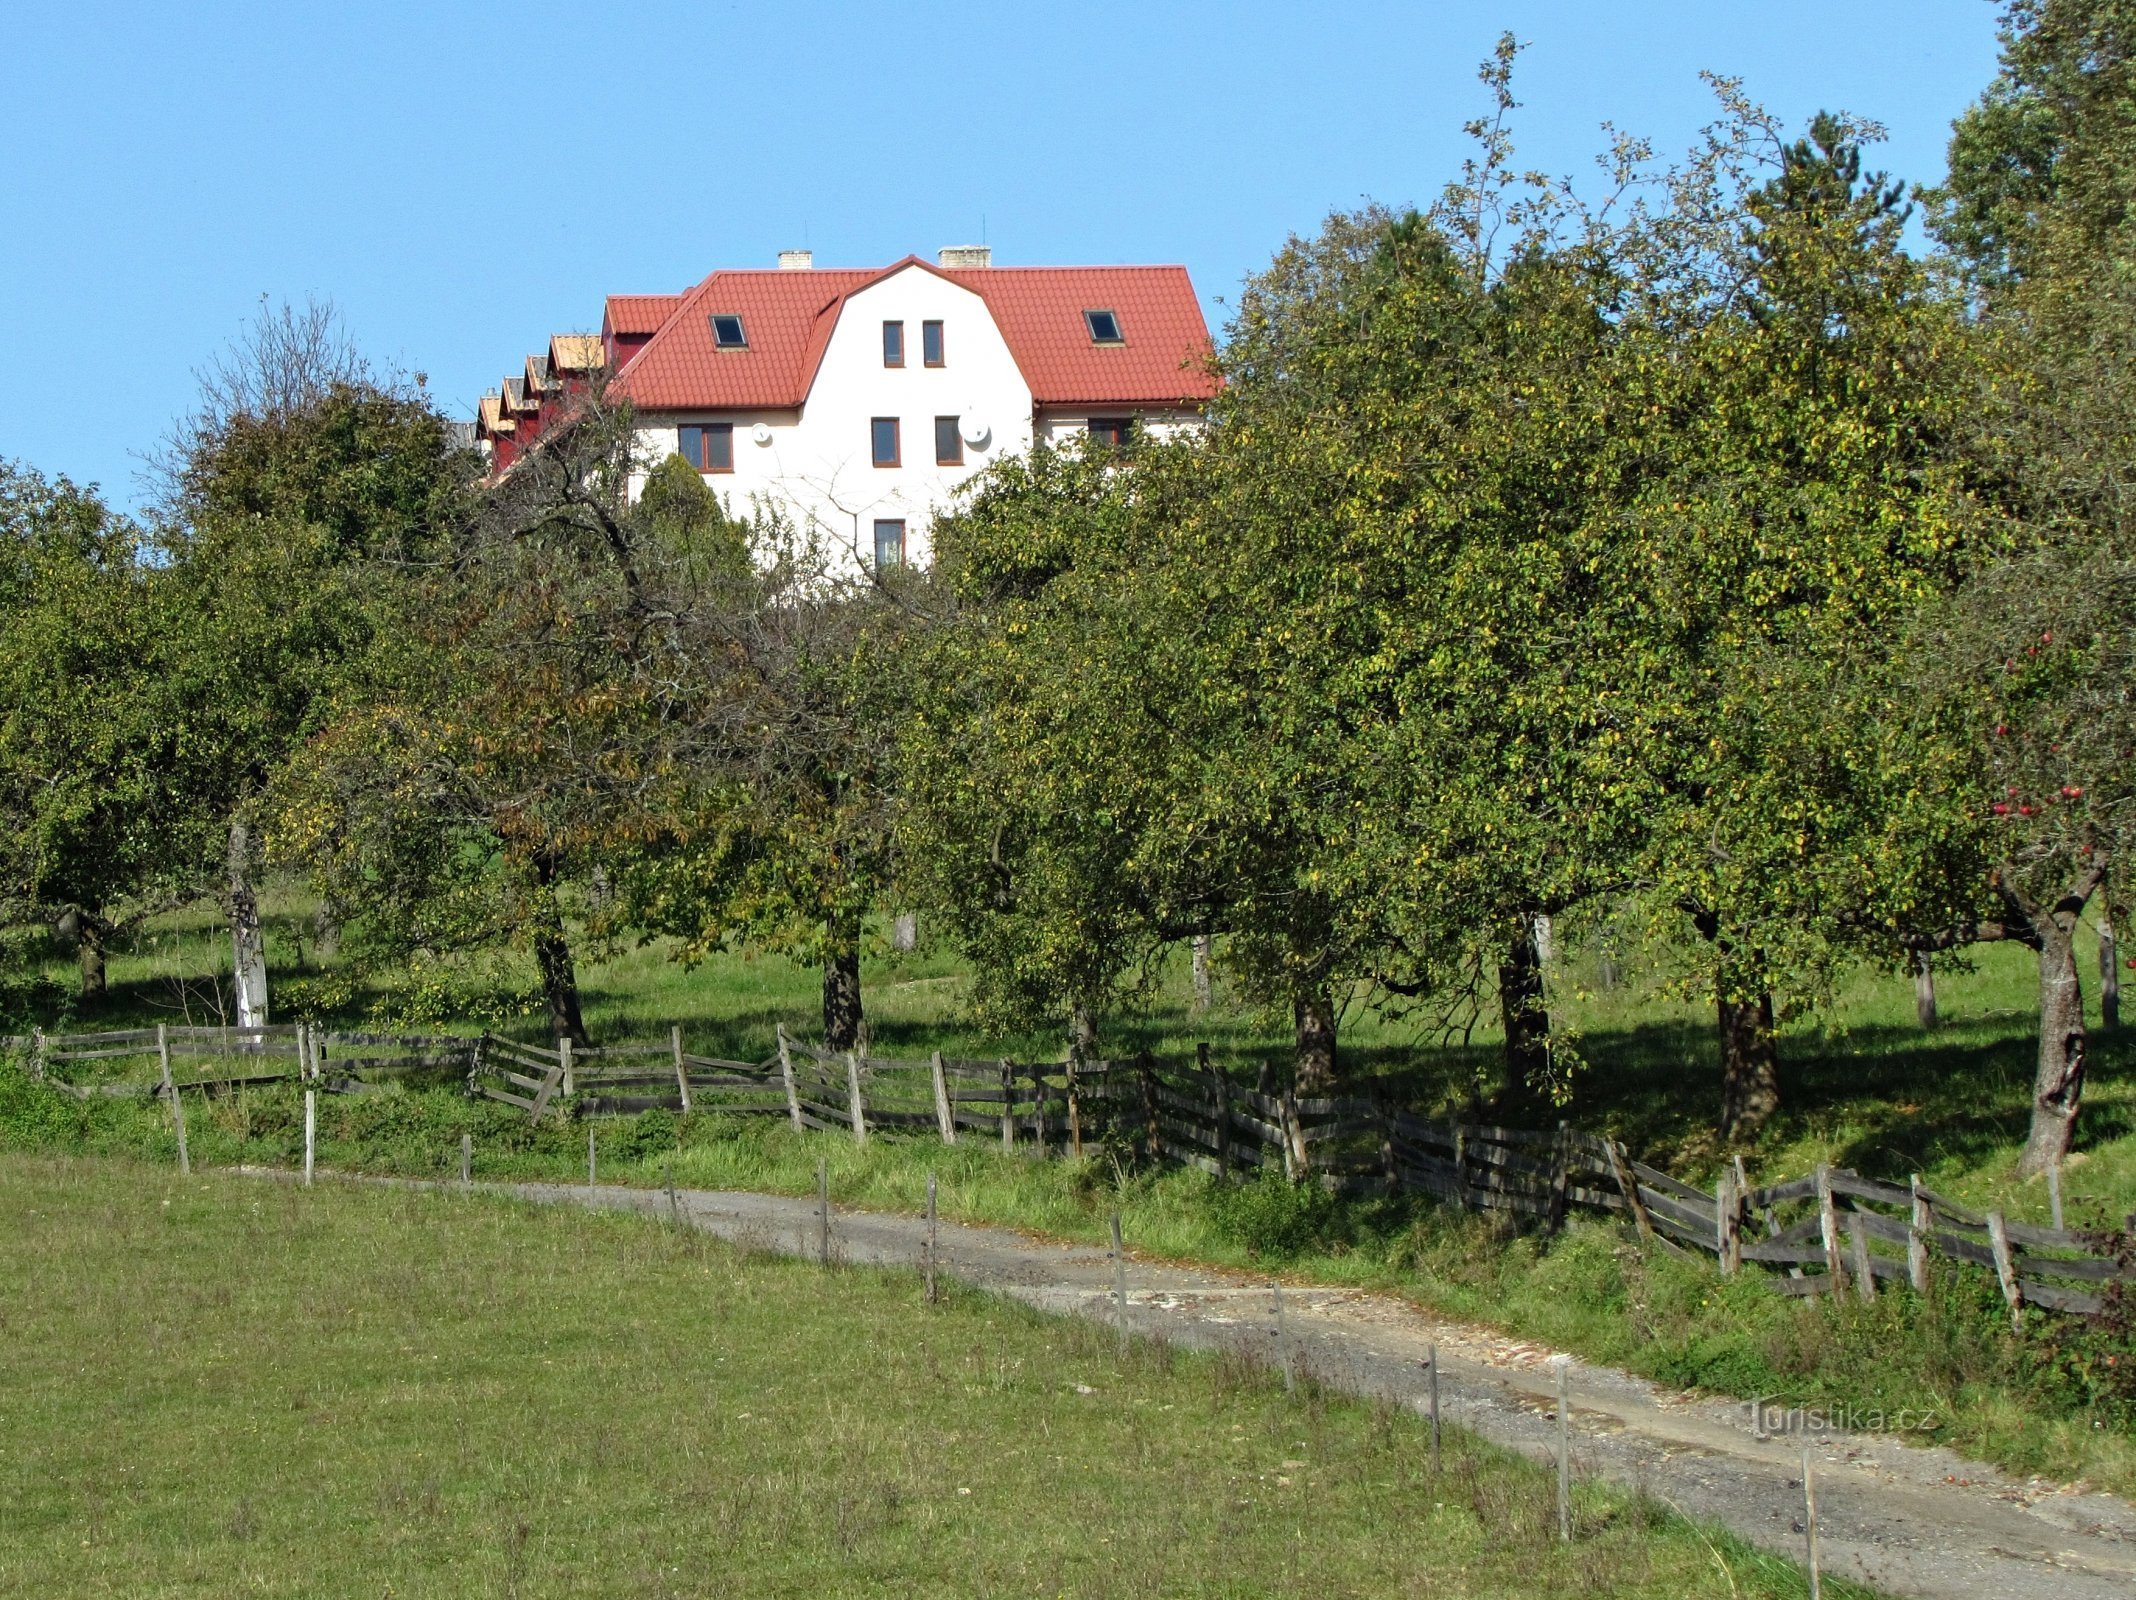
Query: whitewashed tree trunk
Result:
<box><xmin>1190</xmin><ymin>935</ymin><xmax>1213</xmax><ymax>1014</ymax></box>
<box><xmin>227</xmin><ymin>817</ymin><xmax>269</xmax><ymax>1029</ymax></box>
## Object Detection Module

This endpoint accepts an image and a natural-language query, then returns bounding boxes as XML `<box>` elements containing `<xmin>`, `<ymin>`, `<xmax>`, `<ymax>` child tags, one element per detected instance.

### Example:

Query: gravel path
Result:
<box><xmin>311</xmin><ymin>1170</ymin><xmax>2136</xmax><ymax>1600</ymax></box>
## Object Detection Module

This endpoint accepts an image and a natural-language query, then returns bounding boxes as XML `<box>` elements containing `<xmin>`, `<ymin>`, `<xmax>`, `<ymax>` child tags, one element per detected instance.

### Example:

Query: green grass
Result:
<box><xmin>12</xmin><ymin>888</ymin><xmax>2136</xmax><ymax>1499</ymax></box>
<box><xmin>0</xmin><ymin>1155</ymin><xmax>1858</xmax><ymax>1598</ymax></box>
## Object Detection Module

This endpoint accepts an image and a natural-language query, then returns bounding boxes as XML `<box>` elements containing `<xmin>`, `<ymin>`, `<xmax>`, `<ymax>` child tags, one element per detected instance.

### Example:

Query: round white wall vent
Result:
<box><xmin>958</xmin><ymin>411</ymin><xmax>989</xmax><ymax>448</ymax></box>
<box><xmin>750</xmin><ymin>422</ymin><xmax>774</xmax><ymax>446</ymax></box>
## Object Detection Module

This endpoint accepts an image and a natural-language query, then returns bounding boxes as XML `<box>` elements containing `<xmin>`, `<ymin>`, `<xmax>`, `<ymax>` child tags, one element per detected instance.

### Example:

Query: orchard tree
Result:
<box><xmin>156</xmin><ymin>298</ymin><xmax>470</xmax><ymax>1025</ymax></box>
<box><xmin>0</xmin><ymin>466</ymin><xmax>208</xmax><ymax>1000</ymax></box>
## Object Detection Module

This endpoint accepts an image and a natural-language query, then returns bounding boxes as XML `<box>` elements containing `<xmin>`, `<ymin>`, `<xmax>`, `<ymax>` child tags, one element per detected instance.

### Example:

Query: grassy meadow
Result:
<box><xmin>7</xmin><ymin>887</ymin><xmax>2134</xmax><ymax>1498</ymax></box>
<box><xmin>0</xmin><ymin>1156</ymin><xmax>1858</xmax><ymax>1598</ymax></box>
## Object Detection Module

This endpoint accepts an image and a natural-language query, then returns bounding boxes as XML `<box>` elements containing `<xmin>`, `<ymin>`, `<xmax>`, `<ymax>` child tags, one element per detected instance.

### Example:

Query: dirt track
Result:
<box><xmin>312</xmin><ymin>1171</ymin><xmax>2136</xmax><ymax>1600</ymax></box>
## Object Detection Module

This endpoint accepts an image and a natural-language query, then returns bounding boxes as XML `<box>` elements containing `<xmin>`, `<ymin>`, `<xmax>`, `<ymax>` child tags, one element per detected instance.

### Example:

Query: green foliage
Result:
<box><xmin>1209</xmin><ymin>1169</ymin><xmax>1347</xmax><ymax>1259</ymax></box>
<box><xmin>0</xmin><ymin>464</ymin><xmax>214</xmax><ymax>942</ymax></box>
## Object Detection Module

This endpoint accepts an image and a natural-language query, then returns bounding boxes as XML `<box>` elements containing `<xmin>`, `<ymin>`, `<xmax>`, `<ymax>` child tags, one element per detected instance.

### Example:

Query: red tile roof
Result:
<box><xmin>607</xmin><ymin>257</ymin><xmax>1218</xmax><ymax>413</ymax></box>
<box><xmin>952</xmin><ymin>264</ymin><xmax>1219</xmax><ymax>406</ymax></box>
<box><xmin>603</xmin><ymin>294</ymin><xmax>685</xmax><ymax>339</ymax></box>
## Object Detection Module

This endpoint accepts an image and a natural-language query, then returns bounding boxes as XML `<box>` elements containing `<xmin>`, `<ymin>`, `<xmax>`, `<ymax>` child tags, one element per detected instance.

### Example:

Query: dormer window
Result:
<box><xmin>710</xmin><ymin>314</ymin><xmax>748</xmax><ymax>349</ymax></box>
<box><xmin>1084</xmin><ymin>309</ymin><xmax>1123</xmax><ymax>344</ymax></box>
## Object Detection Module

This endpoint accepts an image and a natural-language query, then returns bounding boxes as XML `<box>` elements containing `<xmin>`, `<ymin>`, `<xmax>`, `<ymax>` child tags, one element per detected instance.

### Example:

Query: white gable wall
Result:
<box><xmin>629</xmin><ymin>264</ymin><xmax>1035</xmax><ymax>572</ymax></box>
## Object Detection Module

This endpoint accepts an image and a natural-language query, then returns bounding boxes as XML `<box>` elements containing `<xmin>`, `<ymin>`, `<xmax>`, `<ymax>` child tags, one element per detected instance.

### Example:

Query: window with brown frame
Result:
<box><xmin>1087</xmin><ymin>416</ymin><xmax>1134</xmax><ymax>451</ymax></box>
<box><xmin>882</xmin><ymin>321</ymin><xmax>905</xmax><ymax>367</ymax></box>
<box><xmin>871</xmin><ymin>417</ymin><xmax>900</xmax><ymax>467</ymax></box>
<box><xmin>678</xmin><ymin>423</ymin><xmax>733</xmax><ymax>472</ymax></box>
<box><xmin>935</xmin><ymin>415</ymin><xmax>963</xmax><ymax>465</ymax></box>
<box><xmin>873</xmin><ymin>519</ymin><xmax>906</xmax><ymax>571</ymax></box>
<box><xmin>922</xmin><ymin>320</ymin><xmax>945</xmax><ymax>366</ymax></box>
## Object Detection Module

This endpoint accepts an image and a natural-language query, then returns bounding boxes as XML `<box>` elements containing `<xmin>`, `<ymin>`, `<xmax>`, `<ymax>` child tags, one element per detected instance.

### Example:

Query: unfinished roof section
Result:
<box><xmin>548</xmin><ymin>333</ymin><xmax>604</xmax><ymax>373</ymax></box>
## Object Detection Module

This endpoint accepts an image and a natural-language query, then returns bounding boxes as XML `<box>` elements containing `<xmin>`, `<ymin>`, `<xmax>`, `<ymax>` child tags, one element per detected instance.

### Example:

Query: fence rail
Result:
<box><xmin>12</xmin><ymin>1019</ymin><xmax>2123</xmax><ymax>1322</ymax></box>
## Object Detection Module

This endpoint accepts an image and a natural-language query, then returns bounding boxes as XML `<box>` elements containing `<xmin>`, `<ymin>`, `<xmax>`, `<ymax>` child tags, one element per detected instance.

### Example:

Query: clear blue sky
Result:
<box><xmin>1</xmin><ymin>1</ymin><xmax>2006</xmax><ymax>512</ymax></box>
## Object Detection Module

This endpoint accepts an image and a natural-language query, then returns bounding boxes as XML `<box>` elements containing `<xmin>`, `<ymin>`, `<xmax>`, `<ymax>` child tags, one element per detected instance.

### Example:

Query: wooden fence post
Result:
<box><xmin>846</xmin><ymin>1050</ymin><xmax>868</xmax><ymax>1146</ymax></box>
<box><xmin>1453</xmin><ymin>1124</ymin><xmax>1470</xmax><ymax>1206</ymax></box>
<box><xmin>817</xmin><ymin>1157</ymin><xmax>830</xmax><ymax>1267</ymax></box>
<box><xmin>1815</xmin><ymin>1165</ymin><xmax>1844</xmax><ymax>1291</ymax></box>
<box><xmin>1376</xmin><ymin>1097</ymin><xmax>1398</xmax><ymax>1193</ymax></box>
<box><xmin>559</xmin><ymin>1035</ymin><xmax>574</xmax><ymax>1099</ymax></box>
<box><xmin>1030</xmin><ymin>1062</ymin><xmax>1051</xmax><ymax>1152</ymax></box>
<box><xmin>158</xmin><ymin>1025</ymin><xmax>189</xmax><ymax>1176</ymax></box>
<box><xmin>998</xmin><ymin>1060</ymin><xmax>1015</xmax><ymax>1152</ymax></box>
<box><xmin>1065</xmin><ymin>1053</ymin><xmax>1083</xmax><ymax>1158</ymax></box>
<box><xmin>1552</xmin><ymin>1354</ymin><xmax>1572</xmax><ymax>1542</ymax></box>
<box><xmin>924</xmin><ymin>1172</ymin><xmax>939</xmax><ymax>1304</ymax></box>
<box><xmin>671</xmin><ymin>1025</ymin><xmax>691</xmax><ymax>1115</ymax></box>
<box><xmin>1847</xmin><ymin>1214</ymin><xmax>1876</xmax><ymax>1302</ymax></box>
<box><xmin>1201</xmin><ymin>1044</ymin><xmax>1230</xmax><ymax>1178</ymax></box>
<box><xmin>30</xmin><ymin>1027</ymin><xmax>45</xmax><ymax>1082</ymax></box>
<box><xmin>1137</xmin><ymin>1053</ymin><xmax>1163</xmax><ymax>1165</ymax></box>
<box><xmin>1717</xmin><ymin>1169</ymin><xmax>1741</xmax><ymax>1274</ymax></box>
<box><xmin>1986</xmin><ymin>1210</ymin><xmax>2023</xmax><ymax>1331</ymax></box>
<box><xmin>1546</xmin><ymin>1121</ymin><xmax>1571</xmax><ymax>1233</ymax></box>
<box><xmin>1110</xmin><ymin>1211</ymin><xmax>1129</xmax><ymax>1351</ymax></box>
<box><xmin>1803</xmin><ymin>1450</ymin><xmax>1823</xmax><ymax>1600</ymax></box>
<box><xmin>776</xmin><ymin>1025</ymin><xmax>803</xmax><ymax>1133</ymax></box>
<box><xmin>1426</xmin><ymin>1343</ymin><xmax>1441</xmax><ymax>1470</ymax></box>
<box><xmin>1281</xmin><ymin>1085</ymin><xmax>1309</xmax><ymax>1181</ymax></box>
<box><xmin>1607</xmin><ymin>1139</ymin><xmax>1655</xmax><ymax>1245</ymax></box>
<box><xmin>930</xmin><ymin>1051</ymin><xmax>956</xmax><ymax>1145</ymax></box>
<box><xmin>1272</xmin><ymin>1281</ymin><xmax>1294</xmax><ymax>1394</ymax></box>
<box><xmin>1907</xmin><ymin>1174</ymin><xmax>1931</xmax><ymax>1293</ymax></box>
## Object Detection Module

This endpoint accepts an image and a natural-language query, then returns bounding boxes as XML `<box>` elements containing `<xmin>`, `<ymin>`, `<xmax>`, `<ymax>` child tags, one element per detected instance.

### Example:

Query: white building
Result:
<box><xmin>482</xmin><ymin>247</ymin><xmax>1219</xmax><ymax>571</ymax></box>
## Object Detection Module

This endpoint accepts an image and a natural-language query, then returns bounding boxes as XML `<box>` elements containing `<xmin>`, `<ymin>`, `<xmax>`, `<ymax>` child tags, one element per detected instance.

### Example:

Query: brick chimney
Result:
<box><xmin>777</xmin><ymin>249</ymin><xmax>813</xmax><ymax>270</ymax></box>
<box><xmin>938</xmin><ymin>245</ymin><xmax>992</xmax><ymax>269</ymax></box>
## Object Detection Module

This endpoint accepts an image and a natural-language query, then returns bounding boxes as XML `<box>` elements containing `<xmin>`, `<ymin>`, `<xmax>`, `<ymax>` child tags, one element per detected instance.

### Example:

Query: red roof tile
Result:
<box><xmin>612</xmin><ymin>269</ymin><xmax>875</xmax><ymax>410</ymax></box>
<box><xmin>603</xmin><ymin>294</ymin><xmax>685</xmax><ymax>338</ymax></box>
<box><xmin>949</xmin><ymin>264</ymin><xmax>1218</xmax><ymax>406</ymax></box>
<box><xmin>608</xmin><ymin>258</ymin><xmax>1218</xmax><ymax>413</ymax></box>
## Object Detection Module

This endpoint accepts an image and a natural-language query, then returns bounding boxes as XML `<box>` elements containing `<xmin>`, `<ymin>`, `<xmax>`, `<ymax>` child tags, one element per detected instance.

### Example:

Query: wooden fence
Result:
<box><xmin>12</xmin><ymin>1021</ymin><xmax>2125</xmax><ymax>1322</ymax></box>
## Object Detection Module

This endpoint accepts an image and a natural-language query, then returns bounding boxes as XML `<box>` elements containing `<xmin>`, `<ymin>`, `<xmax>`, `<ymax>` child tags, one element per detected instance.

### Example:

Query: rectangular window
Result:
<box><xmin>1087</xmin><ymin>416</ymin><xmax>1135</xmax><ymax>450</ymax></box>
<box><xmin>873</xmin><ymin>519</ymin><xmax>906</xmax><ymax>571</ymax></box>
<box><xmin>935</xmin><ymin>415</ymin><xmax>963</xmax><ymax>465</ymax></box>
<box><xmin>678</xmin><ymin>423</ymin><xmax>733</xmax><ymax>472</ymax></box>
<box><xmin>922</xmin><ymin>320</ymin><xmax>945</xmax><ymax>366</ymax></box>
<box><xmin>882</xmin><ymin>321</ymin><xmax>904</xmax><ymax>367</ymax></box>
<box><xmin>1084</xmin><ymin>308</ymin><xmax>1123</xmax><ymax>344</ymax></box>
<box><xmin>871</xmin><ymin>417</ymin><xmax>901</xmax><ymax>467</ymax></box>
<box><xmin>710</xmin><ymin>313</ymin><xmax>747</xmax><ymax>349</ymax></box>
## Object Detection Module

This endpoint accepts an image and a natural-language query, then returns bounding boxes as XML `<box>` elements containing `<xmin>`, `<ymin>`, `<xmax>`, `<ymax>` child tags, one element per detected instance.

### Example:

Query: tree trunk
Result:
<box><xmin>2101</xmin><ymin>897</ymin><xmax>2120</xmax><ymax>1033</ymax></box>
<box><xmin>2021</xmin><ymin>917</ymin><xmax>2086</xmax><ymax>1178</ymax></box>
<box><xmin>77</xmin><ymin>915</ymin><xmax>107</xmax><ymax>1002</ymax></box>
<box><xmin>822</xmin><ymin>915</ymin><xmax>863</xmax><ymax>1051</ymax></box>
<box><xmin>1190</xmin><ymin>935</ymin><xmax>1213</xmax><ymax>1015</ymax></box>
<box><xmin>1914</xmin><ymin>952</ymin><xmax>1938</xmax><ymax>1030</ymax></box>
<box><xmin>1498</xmin><ymin>925</ymin><xmax>1549</xmax><ymax>1089</ymax></box>
<box><xmin>529</xmin><ymin>855</ymin><xmax>588</xmax><ymax>1046</ymax></box>
<box><xmin>226</xmin><ymin>818</ymin><xmax>269</xmax><ymax>1028</ymax></box>
<box><xmin>1069</xmin><ymin>1000</ymin><xmax>1099</xmax><ymax>1063</ymax></box>
<box><xmin>1293</xmin><ymin>987</ymin><xmax>1337</xmax><ymax>1095</ymax></box>
<box><xmin>1717</xmin><ymin>988</ymin><xmax>1780</xmax><ymax>1140</ymax></box>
